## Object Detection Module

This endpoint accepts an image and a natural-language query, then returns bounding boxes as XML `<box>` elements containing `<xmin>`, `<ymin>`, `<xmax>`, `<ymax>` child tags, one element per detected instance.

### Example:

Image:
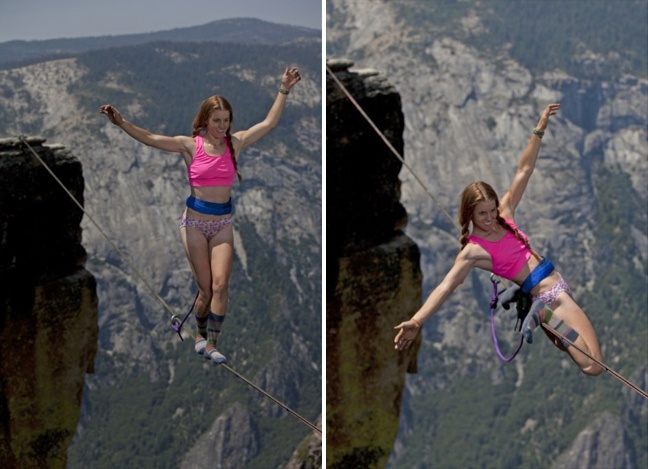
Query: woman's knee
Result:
<box><xmin>194</xmin><ymin>288</ymin><xmax>212</xmax><ymax>312</ymax></box>
<box><xmin>211</xmin><ymin>275</ymin><xmax>230</xmax><ymax>299</ymax></box>
<box><xmin>572</xmin><ymin>338</ymin><xmax>605</xmax><ymax>376</ymax></box>
<box><xmin>198</xmin><ymin>288</ymin><xmax>212</xmax><ymax>300</ymax></box>
<box><xmin>581</xmin><ymin>360</ymin><xmax>605</xmax><ymax>376</ymax></box>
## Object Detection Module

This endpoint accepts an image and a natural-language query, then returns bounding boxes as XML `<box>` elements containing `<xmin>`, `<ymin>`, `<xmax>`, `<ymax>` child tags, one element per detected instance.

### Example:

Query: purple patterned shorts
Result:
<box><xmin>180</xmin><ymin>214</ymin><xmax>232</xmax><ymax>241</ymax></box>
<box><xmin>533</xmin><ymin>272</ymin><xmax>571</xmax><ymax>306</ymax></box>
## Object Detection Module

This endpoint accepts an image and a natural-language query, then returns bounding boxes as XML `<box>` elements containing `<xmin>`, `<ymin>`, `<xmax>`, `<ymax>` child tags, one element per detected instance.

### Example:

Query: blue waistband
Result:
<box><xmin>520</xmin><ymin>258</ymin><xmax>554</xmax><ymax>294</ymax></box>
<box><xmin>186</xmin><ymin>196</ymin><xmax>232</xmax><ymax>215</ymax></box>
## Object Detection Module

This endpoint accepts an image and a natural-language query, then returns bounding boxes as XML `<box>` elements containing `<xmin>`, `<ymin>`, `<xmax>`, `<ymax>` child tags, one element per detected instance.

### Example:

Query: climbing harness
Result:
<box><xmin>18</xmin><ymin>135</ymin><xmax>322</xmax><ymax>434</ymax></box>
<box><xmin>520</xmin><ymin>258</ymin><xmax>554</xmax><ymax>295</ymax></box>
<box><xmin>489</xmin><ymin>275</ymin><xmax>525</xmax><ymax>362</ymax></box>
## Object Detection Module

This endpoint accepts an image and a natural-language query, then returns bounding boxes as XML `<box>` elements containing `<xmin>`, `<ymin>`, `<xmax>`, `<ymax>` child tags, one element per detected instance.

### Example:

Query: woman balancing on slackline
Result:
<box><xmin>394</xmin><ymin>104</ymin><xmax>604</xmax><ymax>376</ymax></box>
<box><xmin>100</xmin><ymin>67</ymin><xmax>302</xmax><ymax>364</ymax></box>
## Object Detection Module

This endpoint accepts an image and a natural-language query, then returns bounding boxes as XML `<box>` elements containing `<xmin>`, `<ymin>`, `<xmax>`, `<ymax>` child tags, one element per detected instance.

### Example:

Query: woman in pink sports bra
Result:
<box><xmin>394</xmin><ymin>103</ymin><xmax>604</xmax><ymax>376</ymax></box>
<box><xmin>99</xmin><ymin>67</ymin><xmax>302</xmax><ymax>364</ymax></box>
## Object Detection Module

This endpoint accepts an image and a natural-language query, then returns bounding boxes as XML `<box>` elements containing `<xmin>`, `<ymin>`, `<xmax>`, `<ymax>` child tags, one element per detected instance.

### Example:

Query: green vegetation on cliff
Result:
<box><xmin>394</xmin><ymin>0</ymin><xmax>647</xmax><ymax>80</ymax></box>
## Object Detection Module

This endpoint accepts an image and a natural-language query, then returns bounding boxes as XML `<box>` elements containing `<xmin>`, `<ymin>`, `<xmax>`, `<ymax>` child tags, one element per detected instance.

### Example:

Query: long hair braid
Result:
<box><xmin>496</xmin><ymin>215</ymin><xmax>538</xmax><ymax>258</ymax></box>
<box><xmin>225</xmin><ymin>130</ymin><xmax>242</xmax><ymax>184</ymax></box>
<box><xmin>191</xmin><ymin>95</ymin><xmax>242</xmax><ymax>183</ymax></box>
<box><xmin>459</xmin><ymin>219</ymin><xmax>472</xmax><ymax>250</ymax></box>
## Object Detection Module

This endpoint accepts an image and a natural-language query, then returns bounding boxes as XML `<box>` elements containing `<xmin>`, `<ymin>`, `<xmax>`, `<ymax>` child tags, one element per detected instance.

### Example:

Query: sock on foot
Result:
<box><xmin>207</xmin><ymin>311</ymin><xmax>225</xmax><ymax>343</ymax></box>
<box><xmin>195</xmin><ymin>312</ymin><xmax>208</xmax><ymax>336</ymax></box>
<box><xmin>205</xmin><ymin>346</ymin><xmax>227</xmax><ymax>364</ymax></box>
<box><xmin>541</xmin><ymin>308</ymin><xmax>579</xmax><ymax>347</ymax></box>
<box><xmin>194</xmin><ymin>313</ymin><xmax>208</xmax><ymax>354</ymax></box>
<box><xmin>205</xmin><ymin>312</ymin><xmax>226</xmax><ymax>363</ymax></box>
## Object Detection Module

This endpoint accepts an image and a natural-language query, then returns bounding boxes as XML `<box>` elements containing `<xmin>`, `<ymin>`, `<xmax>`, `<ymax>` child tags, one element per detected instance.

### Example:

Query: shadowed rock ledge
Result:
<box><xmin>326</xmin><ymin>59</ymin><xmax>422</xmax><ymax>468</ymax></box>
<box><xmin>0</xmin><ymin>136</ymin><xmax>98</xmax><ymax>468</ymax></box>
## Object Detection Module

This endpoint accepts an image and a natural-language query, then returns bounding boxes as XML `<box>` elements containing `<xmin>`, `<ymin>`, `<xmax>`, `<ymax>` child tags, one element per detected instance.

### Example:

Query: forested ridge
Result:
<box><xmin>0</xmin><ymin>17</ymin><xmax>321</xmax><ymax>68</ymax></box>
<box><xmin>328</xmin><ymin>0</ymin><xmax>646</xmax><ymax>81</ymax></box>
<box><xmin>394</xmin><ymin>0</ymin><xmax>647</xmax><ymax>80</ymax></box>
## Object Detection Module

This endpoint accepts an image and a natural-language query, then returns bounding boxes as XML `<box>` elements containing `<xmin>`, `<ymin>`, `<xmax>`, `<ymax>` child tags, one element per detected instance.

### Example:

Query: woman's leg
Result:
<box><xmin>546</xmin><ymin>293</ymin><xmax>605</xmax><ymax>376</ymax></box>
<box><xmin>181</xmin><ymin>226</ymin><xmax>213</xmax><ymax>352</ymax></box>
<box><xmin>208</xmin><ymin>225</ymin><xmax>234</xmax><ymax>315</ymax></box>
<box><xmin>203</xmin><ymin>226</ymin><xmax>234</xmax><ymax>363</ymax></box>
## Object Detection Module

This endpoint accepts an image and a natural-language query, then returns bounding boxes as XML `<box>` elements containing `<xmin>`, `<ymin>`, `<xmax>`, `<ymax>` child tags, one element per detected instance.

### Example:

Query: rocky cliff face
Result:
<box><xmin>326</xmin><ymin>59</ymin><xmax>422</xmax><ymax>468</ymax></box>
<box><xmin>0</xmin><ymin>137</ymin><xmax>98</xmax><ymax>468</ymax></box>
<box><xmin>328</xmin><ymin>1</ymin><xmax>647</xmax><ymax>467</ymax></box>
<box><xmin>285</xmin><ymin>416</ymin><xmax>322</xmax><ymax>469</ymax></box>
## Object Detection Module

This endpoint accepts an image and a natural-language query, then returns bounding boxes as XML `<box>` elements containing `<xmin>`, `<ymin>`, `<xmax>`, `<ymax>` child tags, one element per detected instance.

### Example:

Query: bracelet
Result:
<box><xmin>532</xmin><ymin>127</ymin><xmax>545</xmax><ymax>138</ymax></box>
<box><xmin>278</xmin><ymin>87</ymin><xmax>289</xmax><ymax>95</ymax></box>
<box><xmin>411</xmin><ymin>317</ymin><xmax>422</xmax><ymax>328</ymax></box>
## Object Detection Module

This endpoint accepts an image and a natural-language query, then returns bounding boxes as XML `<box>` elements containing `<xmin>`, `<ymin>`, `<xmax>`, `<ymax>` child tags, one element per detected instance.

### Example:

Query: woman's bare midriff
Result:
<box><xmin>186</xmin><ymin>185</ymin><xmax>233</xmax><ymax>221</ymax></box>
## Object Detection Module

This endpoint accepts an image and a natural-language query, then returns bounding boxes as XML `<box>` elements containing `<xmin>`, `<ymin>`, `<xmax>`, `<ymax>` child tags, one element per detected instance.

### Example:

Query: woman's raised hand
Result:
<box><xmin>536</xmin><ymin>103</ymin><xmax>560</xmax><ymax>132</ymax></box>
<box><xmin>281</xmin><ymin>67</ymin><xmax>302</xmax><ymax>91</ymax></box>
<box><xmin>99</xmin><ymin>104</ymin><xmax>124</xmax><ymax>127</ymax></box>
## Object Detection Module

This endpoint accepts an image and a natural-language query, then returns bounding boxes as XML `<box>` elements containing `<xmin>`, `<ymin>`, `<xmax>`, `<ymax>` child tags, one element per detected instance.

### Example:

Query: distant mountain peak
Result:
<box><xmin>0</xmin><ymin>17</ymin><xmax>320</xmax><ymax>68</ymax></box>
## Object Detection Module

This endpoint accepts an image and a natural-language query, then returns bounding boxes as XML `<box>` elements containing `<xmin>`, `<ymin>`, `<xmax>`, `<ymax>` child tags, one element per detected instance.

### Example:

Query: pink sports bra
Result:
<box><xmin>467</xmin><ymin>218</ymin><xmax>532</xmax><ymax>279</ymax></box>
<box><xmin>187</xmin><ymin>135</ymin><xmax>236</xmax><ymax>187</ymax></box>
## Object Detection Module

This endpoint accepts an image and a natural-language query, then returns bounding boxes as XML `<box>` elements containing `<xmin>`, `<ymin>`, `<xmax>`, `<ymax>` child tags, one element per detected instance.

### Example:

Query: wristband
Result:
<box><xmin>532</xmin><ymin>127</ymin><xmax>545</xmax><ymax>138</ymax></box>
<box><xmin>278</xmin><ymin>87</ymin><xmax>289</xmax><ymax>95</ymax></box>
<box><xmin>411</xmin><ymin>317</ymin><xmax>422</xmax><ymax>328</ymax></box>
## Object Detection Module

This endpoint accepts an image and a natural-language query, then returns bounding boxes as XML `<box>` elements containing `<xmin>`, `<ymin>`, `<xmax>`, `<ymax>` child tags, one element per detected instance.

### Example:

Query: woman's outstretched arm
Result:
<box><xmin>499</xmin><ymin>103</ymin><xmax>560</xmax><ymax>219</ymax></box>
<box><xmin>232</xmin><ymin>67</ymin><xmax>301</xmax><ymax>151</ymax></box>
<box><xmin>99</xmin><ymin>104</ymin><xmax>193</xmax><ymax>156</ymax></box>
<box><xmin>394</xmin><ymin>247</ymin><xmax>479</xmax><ymax>351</ymax></box>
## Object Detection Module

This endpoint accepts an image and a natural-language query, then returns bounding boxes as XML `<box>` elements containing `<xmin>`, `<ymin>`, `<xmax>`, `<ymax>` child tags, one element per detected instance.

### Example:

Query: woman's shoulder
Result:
<box><xmin>172</xmin><ymin>135</ymin><xmax>197</xmax><ymax>157</ymax></box>
<box><xmin>454</xmin><ymin>243</ymin><xmax>492</xmax><ymax>275</ymax></box>
<box><xmin>459</xmin><ymin>241</ymin><xmax>490</xmax><ymax>261</ymax></box>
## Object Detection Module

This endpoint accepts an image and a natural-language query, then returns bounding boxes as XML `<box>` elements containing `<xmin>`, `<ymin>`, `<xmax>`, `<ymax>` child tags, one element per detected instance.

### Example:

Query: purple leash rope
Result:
<box><xmin>490</xmin><ymin>276</ymin><xmax>524</xmax><ymax>362</ymax></box>
<box><xmin>171</xmin><ymin>291</ymin><xmax>199</xmax><ymax>341</ymax></box>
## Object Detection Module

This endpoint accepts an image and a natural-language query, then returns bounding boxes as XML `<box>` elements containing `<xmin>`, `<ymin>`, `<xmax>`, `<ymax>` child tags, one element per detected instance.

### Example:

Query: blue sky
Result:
<box><xmin>0</xmin><ymin>0</ymin><xmax>322</xmax><ymax>42</ymax></box>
